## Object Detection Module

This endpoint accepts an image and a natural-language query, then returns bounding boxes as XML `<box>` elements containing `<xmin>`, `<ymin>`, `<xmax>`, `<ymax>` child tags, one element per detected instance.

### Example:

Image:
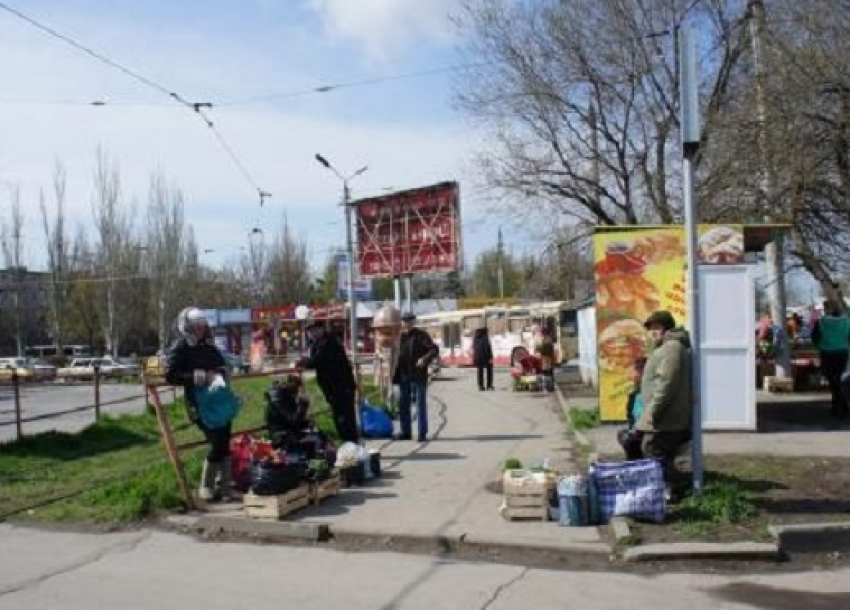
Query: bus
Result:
<box><xmin>25</xmin><ymin>344</ymin><xmax>92</xmax><ymax>361</ymax></box>
<box><xmin>417</xmin><ymin>301</ymin><xmax>577</xmax><ymax>367</ymax></box>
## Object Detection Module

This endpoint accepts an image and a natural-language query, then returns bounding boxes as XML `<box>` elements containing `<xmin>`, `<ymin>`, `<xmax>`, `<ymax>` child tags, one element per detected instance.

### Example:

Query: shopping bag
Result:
<box><xmin>194</xmin><ymin>385</ymin><xmax>241</xmax><ymax>430</ymax></box>
<box><xmin>590</xmin><ymin>459</ymin><xmax>666</xmax><ymax>524</ymax></box>
<box><xmin>360</xmin><ymin>400</ymin><xmax>394</xmax><ymax>439</ymax></box>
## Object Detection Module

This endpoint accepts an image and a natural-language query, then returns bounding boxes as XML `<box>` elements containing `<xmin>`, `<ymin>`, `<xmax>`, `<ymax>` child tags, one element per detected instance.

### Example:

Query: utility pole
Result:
<box><xmin>749</xmin><ymin>0</ymin><xmax>790</xmax><ymax>378</ymax></box>
<box><xmin>680</xmin><ymin>26</ymin><xmax>704</xmax><ymax>492</ymax></box>
<box><xmin>497</xmin><ymin>226</ymin><xmax>505</xmax><ymax>299</ymax></box>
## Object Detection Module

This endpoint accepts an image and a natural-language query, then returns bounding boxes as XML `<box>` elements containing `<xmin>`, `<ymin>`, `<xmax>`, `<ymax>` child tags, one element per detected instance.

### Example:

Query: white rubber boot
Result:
<box><xmin>198</xmin><ymin>460</ymin><xmax>218</xmax><ymax>502</ymax></box>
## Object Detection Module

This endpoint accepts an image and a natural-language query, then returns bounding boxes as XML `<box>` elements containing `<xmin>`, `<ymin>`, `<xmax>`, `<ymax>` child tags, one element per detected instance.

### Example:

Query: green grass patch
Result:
<box><xmin>568</xmin><ymin>407</ymin><xmax>600</xmax><ymax>432</ymax></box>
<box><xmin>671</xmin><ymin>475</ymin><xmax>759</xmax><ymax>539</ymax></box>
<box><xmin>0</xmin><ymin>376</ymin><xmax>372</xmax><ymax>524</ymax></box>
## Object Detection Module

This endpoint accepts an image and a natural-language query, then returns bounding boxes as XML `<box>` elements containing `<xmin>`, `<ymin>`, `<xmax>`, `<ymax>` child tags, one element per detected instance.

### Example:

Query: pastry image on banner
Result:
<box><xmin>594</xmin><ymin>227</ymin><xmax>687</xmax><ymax>421</ymax></box>
<box><xmin>698</xmin><ymin>225</ymin><xmax>745</xmax><ymax>264</ymax></box>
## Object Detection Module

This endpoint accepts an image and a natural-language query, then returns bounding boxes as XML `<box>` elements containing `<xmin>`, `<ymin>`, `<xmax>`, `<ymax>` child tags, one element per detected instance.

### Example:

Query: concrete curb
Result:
<box><xmin>769</xmin><ymin>522</ymin><xmax>850</xmax><ymax>554</ymax></box>
<box><xmin>192</xmin><ymin>515</ymin><xmax>330</xmax><ymax>542</ymax></box>
<box><xmin>554</xmin><ymin>383</ymin><xmax>598</xmax><ymax>463</ymax></box>
<box><xmin>622</xmin><ymin>542</ymin><xmax>782</xmax><ymax>562</ymax></box>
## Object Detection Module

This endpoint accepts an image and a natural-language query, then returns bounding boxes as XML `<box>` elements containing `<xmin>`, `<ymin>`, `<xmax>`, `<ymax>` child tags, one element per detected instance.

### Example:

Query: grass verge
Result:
<box><xmin>568</xmin><ymin>407</ymin><xmax>600</xmax><ymax>432</ymax></box>
<box><xmin>0</xmin><ymin>375</ymin><xmax>372</xmax><ymax>524</ymax></box>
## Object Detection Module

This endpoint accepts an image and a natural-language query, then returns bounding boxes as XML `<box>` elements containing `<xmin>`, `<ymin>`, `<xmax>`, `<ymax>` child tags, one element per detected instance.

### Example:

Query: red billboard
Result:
<box><xmin>355</xmin><ymin>181</ymin><xmax>462</xmax><ymax>278</ymax></box>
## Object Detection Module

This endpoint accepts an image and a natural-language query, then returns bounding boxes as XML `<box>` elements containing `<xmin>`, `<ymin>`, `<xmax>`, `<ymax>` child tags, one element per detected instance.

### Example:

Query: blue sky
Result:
<box><xmin>0</xmin><ymin>0</ymin><xmax>533</xmax><ymax>273</ymax></box>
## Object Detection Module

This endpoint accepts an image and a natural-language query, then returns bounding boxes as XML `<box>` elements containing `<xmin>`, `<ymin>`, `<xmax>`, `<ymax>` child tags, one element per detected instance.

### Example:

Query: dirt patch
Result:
<box><xmin>624</xmin><ymin>454</ymin><xmax>850</xmax><ymax>545</ymax></box>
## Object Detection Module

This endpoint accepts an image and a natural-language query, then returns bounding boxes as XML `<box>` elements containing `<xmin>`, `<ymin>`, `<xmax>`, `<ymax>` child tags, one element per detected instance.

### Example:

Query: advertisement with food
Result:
<box><xmin>698</xmin><ymin>225</ymin><xmax>744</xmax><ymax>264</ymax></box>
<box><xmin>594</xmin><ymin>227</ymin><xmax>687</xmax><ymax>421</ymax></box>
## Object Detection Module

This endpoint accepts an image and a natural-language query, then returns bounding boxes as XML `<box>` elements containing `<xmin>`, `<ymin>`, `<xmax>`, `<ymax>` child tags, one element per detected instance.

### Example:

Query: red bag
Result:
<box><xmin>230</xmin><ymin>434</ymin><xmax>256</xmax><ymax>492</ymax></box>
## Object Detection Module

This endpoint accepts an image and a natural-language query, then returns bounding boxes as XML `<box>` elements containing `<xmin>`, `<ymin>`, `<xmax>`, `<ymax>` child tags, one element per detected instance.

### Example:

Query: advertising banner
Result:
<box><xmin>355</xmin><ymin>181</ymin><xmax>461</xmax><ymax>277</ymax></box>
<box><xmin>335</xmin><ymin>253</ymin><xmax>373</xmax><ymax>300</ymax></box>
<box><xmin>593</xmin><ymin>223</ymin><xmax>748</xmax><ymax>421</ymax></box>
<box><xmin>594</xmin><ymin>227</ymin><xmax>687</xmax><ymax>421</ymax></box>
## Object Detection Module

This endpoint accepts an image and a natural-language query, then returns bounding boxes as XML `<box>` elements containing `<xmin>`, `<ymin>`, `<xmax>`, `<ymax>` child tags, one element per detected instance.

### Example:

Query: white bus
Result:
<box><xmin>417</xmin><ymin>301</ymin><xmax>576</xmax><ymax>367</ymax></box>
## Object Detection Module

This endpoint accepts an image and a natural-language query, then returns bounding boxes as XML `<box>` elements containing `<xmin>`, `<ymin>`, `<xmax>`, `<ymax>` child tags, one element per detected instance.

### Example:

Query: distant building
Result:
<box><xmin>0</xmin><ymin>267</ymin><xmax>51</xmax><ymax>356</ymax></box>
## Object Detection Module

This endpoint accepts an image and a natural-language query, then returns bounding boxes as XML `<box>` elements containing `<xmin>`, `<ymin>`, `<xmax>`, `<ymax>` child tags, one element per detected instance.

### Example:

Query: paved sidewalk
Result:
<box><xmin>190</xmin><ymin>368</ymin><xmax>607</xmax><ymax>555</ymax></box>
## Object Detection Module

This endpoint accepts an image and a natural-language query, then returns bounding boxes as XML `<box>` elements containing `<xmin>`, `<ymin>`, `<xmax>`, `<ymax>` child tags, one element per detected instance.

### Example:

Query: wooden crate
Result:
<box><xmin>500</xmin><ymin>470</ymin><xmax>555</xmax><ymax>522</ymax></box>
<box><xmin>242</xmin><ymin>485</ymin><xmax>310</xmax><ymax>519</ymax></box>
<box><xmin>764</xmin><ymin>375</ymin><xmax>794</xmax><ymax>393</ymax></box>
<box><xmin>309</xmin><ymin>473</ymin><xmax>342</xmax><ymax>505</ymax></box>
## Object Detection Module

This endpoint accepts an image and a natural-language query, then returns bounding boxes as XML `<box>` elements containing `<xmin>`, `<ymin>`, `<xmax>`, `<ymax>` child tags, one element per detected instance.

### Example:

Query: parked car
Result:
<box><xmin>0</xmin><ymin>357</ymin><xmax>58</xmax><ymax>381</ymax></box>
<box><xmin>222</xmin><ymin>352</ymin><xmax>250</xmax><ymax>375</ymax></box>
<box><xmin>58</xmin><ymin>356</ymin><xmax>135</xmax><ymax>381</ymax></box>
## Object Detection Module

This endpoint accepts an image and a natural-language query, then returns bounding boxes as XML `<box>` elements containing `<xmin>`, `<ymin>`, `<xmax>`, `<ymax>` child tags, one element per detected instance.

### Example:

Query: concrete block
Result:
<box><xmin>609</xmin><ymin>517</ymin><xmax>631</xmax><ymax>544</ymax></box>
<box><xmin>769</xmin><ymin>522</ymin><xmax>850</xmax><ymax>553</ymax></box>
<box><xmin>195</xmin><ymin>515</ymin><xmax>329</xmax><ymax>542</ymax></box>
<box><xmin>622</xmin><ymin>542</ymin><xmax>780</xmax><ymax>562</ymax></box>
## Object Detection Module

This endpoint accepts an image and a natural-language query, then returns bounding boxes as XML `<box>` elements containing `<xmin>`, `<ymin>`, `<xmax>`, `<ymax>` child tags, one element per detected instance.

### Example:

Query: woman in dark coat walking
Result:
<box><xmin>473</xmin><ymin>328</ymin><xmax>494</xmax><ymax>391</ymax></box>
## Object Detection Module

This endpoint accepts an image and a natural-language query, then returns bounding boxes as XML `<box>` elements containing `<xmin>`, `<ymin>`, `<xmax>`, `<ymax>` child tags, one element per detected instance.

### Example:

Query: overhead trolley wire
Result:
<box><xmin>0</xmin><ymin>0</ymin><xmax>269</xmax><ymax>200</ymax></box>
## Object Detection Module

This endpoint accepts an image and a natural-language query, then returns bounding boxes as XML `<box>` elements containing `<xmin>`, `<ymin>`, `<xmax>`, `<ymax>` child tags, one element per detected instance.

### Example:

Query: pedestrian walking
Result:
<box><xmin>812</xmin><ymin>299</ymin><xmax>850</xmax><ymax>420</ymax></box>
<box><xmin>165</xmin><ymin>307</ymin><xmax>240</xmax><ymax>502</ymax></box>
<box><xmin>393</xmin><ymin>313</ymin><xmax>439</xmax><ymax>442</ymax></box>
<box><xmin>473</xmin><ymin>327</ymin><xmax>495</xmax><ymax>391</ymax></box>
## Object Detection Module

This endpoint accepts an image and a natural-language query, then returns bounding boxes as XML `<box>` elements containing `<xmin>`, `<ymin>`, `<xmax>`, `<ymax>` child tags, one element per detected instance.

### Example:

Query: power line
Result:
<box><xmin>0</xmin><ymin>1</ymin><xmax>269</xmax><ymax>200</ymax></box>
<box><xmin>217</xmin><ymin>63</ymin><xmax>487</xmax><ymax>106</ymax></box>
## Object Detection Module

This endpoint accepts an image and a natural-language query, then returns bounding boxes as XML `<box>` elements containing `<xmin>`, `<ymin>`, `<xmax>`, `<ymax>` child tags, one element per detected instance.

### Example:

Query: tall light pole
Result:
<box><xmin>315</xmin><ymin>154</ymin><xmax>368</xmax><ymax>359</ymax></box>
<box><xmin>680</xmin><ymin>26</ymin><xmax>703</xmax><ymax>492</ymax></box>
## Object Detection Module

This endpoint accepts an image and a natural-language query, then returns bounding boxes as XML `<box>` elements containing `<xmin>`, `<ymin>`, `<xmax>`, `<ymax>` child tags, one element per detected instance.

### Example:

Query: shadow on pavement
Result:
<box><xmin>388</xmin><ymin>452</ymin><xmax>466</xmax><ymax>462</ymax></box>
<box><xmin>437</xmin><ymin>434</ymin><xmax>544</xmax><ymax>442</ymax></box>
<box><xmin>757</xmin><ymin>399</ymin><xmax>850</xmax><ymax>432</ymax></box>
<box><xmin>291</xmin><ymin>490</ymin><xmax>399</xmax><ymax>518</ymax></box>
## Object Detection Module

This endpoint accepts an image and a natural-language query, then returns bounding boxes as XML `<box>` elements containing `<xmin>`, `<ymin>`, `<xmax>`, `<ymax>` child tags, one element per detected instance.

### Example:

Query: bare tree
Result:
<box><xmin>455</xmin><ymin>0</ymin><xmax>751</xmax><ymax>227</ymax></box>
<box><xmin>145</xmin><ymin>170</ymin><xmax>191</xmax><ymax>351</ymax></box>
<box><xmin>266</xmin><ymin>213</ymin><xmax>312</xmax><ymax>304</ymax></box>
<box><xmin>39</xmin><ymin>161</ymin><xmax>71</xmax><ymax>351</ymax></box>
<box><xmin>1</xmin><ymin>185</ymin><xmax>27</xmax><ymax>355</ymax></box>
<box><xmin>91</xmin><ymin>148</ymin><xmax>134</xmax><ymax>356</ymax></box>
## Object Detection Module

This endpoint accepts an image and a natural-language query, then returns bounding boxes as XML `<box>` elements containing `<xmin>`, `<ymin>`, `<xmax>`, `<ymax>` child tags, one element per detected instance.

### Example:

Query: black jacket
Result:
<box><xmin>164</xmin><ymin>337</ymin><xmax>226</xmax><ymax>424</ymax></box>
<box><xmin>394</xmin><ymin>327</ymin><xmax>439</xmax><ymax>384</ymax></box>
<box><xmin>265</xmin><ymin>384</ymin><xmax>310</xmax><ymax>446</ymax></box>
<box><xmin>472</xmin><ymin>330</ymin><xmax>493</xmax><ymax>367</ymax></box>
<box><xmin>301</xmin><ymin>333</ymin><xmax>356</xmax><ymax>401</ymax></box>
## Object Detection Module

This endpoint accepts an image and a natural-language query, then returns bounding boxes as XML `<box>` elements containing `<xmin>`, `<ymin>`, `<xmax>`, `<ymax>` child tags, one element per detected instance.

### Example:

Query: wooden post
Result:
<box><xmin>13</xmin><ymin>372</ymin><xmax>22</xmax><ymax>441</ymax></box>
<box><xmin>147</xmin><ymin>383</ymin><xmax>196</xmax><ymax>510</ymax></box>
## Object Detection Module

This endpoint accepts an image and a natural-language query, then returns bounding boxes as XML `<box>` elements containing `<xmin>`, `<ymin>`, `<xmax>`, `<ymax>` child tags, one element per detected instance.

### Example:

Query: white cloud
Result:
<box><xmin>0</xmin><ymin>2</ymin><xmax>500</xmax><ymax>273</ymax></box>
<box><xmin>309</xmin><ymin>0</ymin><xmax>457</xmax><ymax>63</ymax></box>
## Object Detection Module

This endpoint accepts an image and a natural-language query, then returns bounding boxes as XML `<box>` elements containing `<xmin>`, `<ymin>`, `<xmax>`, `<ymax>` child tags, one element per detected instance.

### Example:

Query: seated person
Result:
<box><xmin>265</xmin><ymin>374</ymin><xmax>311</xmax><ymax>449</ymax></box>
<box><xmin>617</xmin><ymin>357</ymin><xmax>647</xmax><ymax>461</ymax></box>
<box><xmin>636</xmin><ymin>311</ymin><xmax>693</xmax><ymax>490</ymax></box>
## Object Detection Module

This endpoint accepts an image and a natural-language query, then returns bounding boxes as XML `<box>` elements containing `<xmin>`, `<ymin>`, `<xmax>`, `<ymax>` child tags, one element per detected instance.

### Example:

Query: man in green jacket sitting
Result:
<box><xmin>636</xmin><ymin>310</ymin><xmax>693</xmax><ymax>488</ymax></box>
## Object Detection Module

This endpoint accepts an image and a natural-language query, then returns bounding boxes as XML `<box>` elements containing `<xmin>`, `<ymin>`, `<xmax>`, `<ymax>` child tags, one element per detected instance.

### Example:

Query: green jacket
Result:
<box><xmin>636</xmin><ymin>328</ymin><xmax>692</xmax><ymax>433</ymax></box>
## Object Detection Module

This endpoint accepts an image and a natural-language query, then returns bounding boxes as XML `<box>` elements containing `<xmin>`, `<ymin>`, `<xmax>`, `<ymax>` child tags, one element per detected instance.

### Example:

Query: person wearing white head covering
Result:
<box><xmin>165</xmin><ymin>307</ymin><xmax>234</xmax><ymax>501</ymax></box>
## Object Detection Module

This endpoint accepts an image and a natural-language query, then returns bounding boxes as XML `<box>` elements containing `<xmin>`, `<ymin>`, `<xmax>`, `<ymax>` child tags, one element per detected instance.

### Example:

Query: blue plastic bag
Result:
<box><xmin>194</xmin><ymin>385</ymin><xmax>241</xmax><ymax>430</ymax></box>
<box><xmin>360</xmin><ymin>401</ymin><xmax>394</xmax><ymax>439</ymax></box>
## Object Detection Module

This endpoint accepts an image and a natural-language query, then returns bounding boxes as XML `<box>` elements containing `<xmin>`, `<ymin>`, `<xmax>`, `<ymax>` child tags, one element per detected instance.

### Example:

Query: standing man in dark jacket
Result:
<box><xmin>298</xmin><ymin>323</ymin><xmax>359</xmax><ymax>444</ymax></box>
<box><xmin>393</xmin><ymin>312</ymin><xmax>439</xmax><ymax>442</ymax></box>
<box><xmin>473</xmin><ymin>327</ymin><xmax>494</xmax><ymax>391</ymax></box>
<box><xmin>165</xmin><ymin>307</ymin><xmax>233</xmax><ymax>502</ymax></box>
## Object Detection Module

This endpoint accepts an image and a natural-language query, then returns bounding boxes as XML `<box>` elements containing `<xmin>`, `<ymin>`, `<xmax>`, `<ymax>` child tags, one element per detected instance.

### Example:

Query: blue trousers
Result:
<box><xmin>398</xmin><ymin>378</ymin><xmax>428</xmax><ymax>439</ymax></box>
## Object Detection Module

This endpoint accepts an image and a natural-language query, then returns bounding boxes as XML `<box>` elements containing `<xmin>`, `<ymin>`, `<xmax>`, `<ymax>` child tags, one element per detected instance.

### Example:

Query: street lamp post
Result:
<box><xmin>315</xmin><ymin>154</ymin><xmax>368</xmax><ymax>361</ymax></box>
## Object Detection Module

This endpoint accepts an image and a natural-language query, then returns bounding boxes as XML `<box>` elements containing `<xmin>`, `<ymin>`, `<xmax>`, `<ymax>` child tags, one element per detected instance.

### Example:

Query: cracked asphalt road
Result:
<box><xmin>2</xmin><ymin>525</ymin><xmax>850</xmax><ymax>609</ymax></box>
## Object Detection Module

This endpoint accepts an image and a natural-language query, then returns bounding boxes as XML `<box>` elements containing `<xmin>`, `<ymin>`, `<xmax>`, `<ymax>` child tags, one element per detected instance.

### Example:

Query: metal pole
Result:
<box><xmin>394</xmin><ymin>276</ymin><xmax>402</xmax><ymax>310</ymax></box>
<box><xmin>749</xmin><ymin>0</ymin><xmax>790</xmax><ymax>378</ymax></box>
<box><xmin>13</xmin><ymin>372</ymin><xmax>22</xmax><ymax>441</ymax></box>
<box><xmin>680</xmin><ymin>26</ymin><xmax>703</xmax><ymax>492</ymax></box>
<box><xmin>344</xmin><ymin>182</ymin><xmax>358</xmax><ymax>360</ymax></box>
<box><xmin>94</xmin><ymin>365</ymin><xmax>102</xmax><ymax>421</ymax></box>
<box><xmin>404</xmin><ymin>276</ymin><xmax>413</xmax><ymax>314</ymax></box>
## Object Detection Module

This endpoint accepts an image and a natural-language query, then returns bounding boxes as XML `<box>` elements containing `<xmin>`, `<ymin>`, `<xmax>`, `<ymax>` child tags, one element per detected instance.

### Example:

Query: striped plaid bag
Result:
<box><xmin>590</xmin><ymin>458</ymin><xmax>666</xmax><ymax>524</ymax></box>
